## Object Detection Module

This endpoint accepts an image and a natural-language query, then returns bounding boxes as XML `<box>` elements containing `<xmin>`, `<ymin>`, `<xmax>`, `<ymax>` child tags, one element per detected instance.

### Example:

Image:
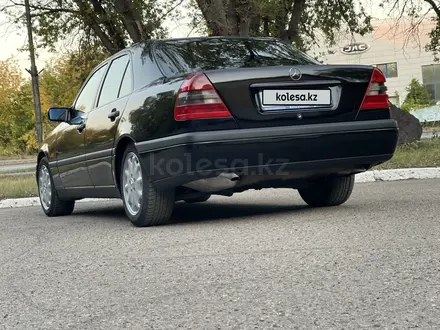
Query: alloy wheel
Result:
<box><xmin>38</xmin><ymin>165</ymin><xmax>52</xmax><ymax>210</ymax></box>
<box><xmin>122</xmin><ymin>152</ymin><xmax>144</xmax><ymax>216</ymax></box>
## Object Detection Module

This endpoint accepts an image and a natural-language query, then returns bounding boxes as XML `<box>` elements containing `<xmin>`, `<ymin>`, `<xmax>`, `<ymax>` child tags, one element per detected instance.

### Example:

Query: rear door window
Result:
<box><xmin>131</xmin><ymin>42</ymin><xmax>167</xmax><ymax>89</ymax></box>
<box><xmin>119</xmin><ymin>61</ymin><xmax>132</xmax><ymax>98</ymax></box>
<box><xmin>156</xmin><ymin>38</ymin><xmax>320</xmax><ymax>76</ymax></box>
<box><xmin>97</xmin><ymin>54</ymin><xmax>130</xmax><ymax>107</ymax></box>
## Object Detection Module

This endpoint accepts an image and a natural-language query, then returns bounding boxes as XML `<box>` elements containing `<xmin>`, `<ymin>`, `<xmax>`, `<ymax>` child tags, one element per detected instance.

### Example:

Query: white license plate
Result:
<box><xmin>262</xmin><ymin>89</ymin><xmax>331</xmax><ymax>106</ymax></box>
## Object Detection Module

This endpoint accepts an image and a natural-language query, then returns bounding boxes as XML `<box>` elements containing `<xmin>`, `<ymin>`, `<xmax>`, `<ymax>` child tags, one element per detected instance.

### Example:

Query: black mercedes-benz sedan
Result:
<box><xmin>36</xmin><ymin>36</ymin><xmax>398</xmax><ymax>227</ymax></box>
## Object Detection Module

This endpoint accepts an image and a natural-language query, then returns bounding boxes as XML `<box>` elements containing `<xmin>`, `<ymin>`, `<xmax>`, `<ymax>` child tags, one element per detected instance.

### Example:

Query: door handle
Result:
<box><xmin>77</xmin><ymin>122</ymin><xmax>86</xmax><ymax>133</ymax></box>
<box><xmin>108</xmin><ymin>108</ymin><xmax>120</xmax><ymax>122</ymax></box>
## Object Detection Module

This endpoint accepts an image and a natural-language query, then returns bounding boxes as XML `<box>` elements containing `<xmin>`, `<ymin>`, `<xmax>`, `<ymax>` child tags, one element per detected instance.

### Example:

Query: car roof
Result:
<box><xmin>103</xmin><ymin>36</ymin><xmax>286</xmax><ymax>68</ymax></box>
<box><xmin>155</xmin><ymin>36</ymin><xmax>280</xmax><ymax>42</ymax></box>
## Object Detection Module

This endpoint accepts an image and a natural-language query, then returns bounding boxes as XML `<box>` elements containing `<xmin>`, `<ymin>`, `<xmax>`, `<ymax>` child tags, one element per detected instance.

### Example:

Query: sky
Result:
<box><xmin>0</xmin><ymin>0</ymin><xmax>432</xmax><ymax>76</ymax></box>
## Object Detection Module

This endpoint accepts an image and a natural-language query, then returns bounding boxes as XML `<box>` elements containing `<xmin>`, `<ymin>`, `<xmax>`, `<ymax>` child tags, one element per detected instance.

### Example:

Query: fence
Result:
<box><xmin>410</xmin><ymin>106</ymin><xmax>440</xmax><ymax>123</ymax></box>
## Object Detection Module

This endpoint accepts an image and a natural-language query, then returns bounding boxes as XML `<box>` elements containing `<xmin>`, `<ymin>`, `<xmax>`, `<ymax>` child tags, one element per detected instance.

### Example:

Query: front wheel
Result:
<box><xmin>298</xmin><ymin>174</ymin><xmax>355</xmax><ymax>207</ymax></box>
<box><xmin>37</xmin><ymin>158</ymin><xmax>75</xmax><ymax>216</ymax></box>
<box><xmin>120</xmin><ymin>144</ymin><xmax>175</xmax><ymax>227</ymax></box>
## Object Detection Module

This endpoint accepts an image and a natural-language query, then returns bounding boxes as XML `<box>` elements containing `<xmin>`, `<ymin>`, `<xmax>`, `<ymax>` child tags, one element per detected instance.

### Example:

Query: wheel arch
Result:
<box><xmin>37</xmin><ymin>143</ymin><xmax>51</xmax><ymax>164</ymax></box>
<box><xmin>36</xmin><ymin>147</ymin><xmax>50</xmax><ymax>177</ymax></box>
<box><xmin>36</xmin><ymin>151</ymin><xmax>47</xmax><ymax>183</ymax></box>
<box><xmin>114</xmin><ymin>135</ymin><xmax>136</xmax><ymax>192</ymax></box>
<box><xmin>37</xmin><ymin>151</ymin><xmax>47</xmax><ymax>165</ymax></box>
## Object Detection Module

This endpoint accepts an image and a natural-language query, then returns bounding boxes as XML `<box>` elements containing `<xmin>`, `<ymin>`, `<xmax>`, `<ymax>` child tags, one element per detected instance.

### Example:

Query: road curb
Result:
<box><xmin>1</xmin><ymin>167</ymin><xmax>440</xmax><ymax>209</ymax></box>
<box><xmin>355</xmin><ymin>167</ymin><xmax>440</xmax><ymax>183</ymax></box>
<box><xmin>0</xmin><ymin>198</ymin><xmax>118</xmax><ymax>209</ymax></box>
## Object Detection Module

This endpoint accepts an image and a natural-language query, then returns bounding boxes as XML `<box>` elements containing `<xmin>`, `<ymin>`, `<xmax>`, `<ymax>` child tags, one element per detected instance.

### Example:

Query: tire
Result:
<box><xmin>37</xmin><ymin>157</ymin><xmax>75</xmax><ymax>217</ymax></box>
<box><xmin>120</xmin><ymin>143</ymin><xmax>175</xmax><ymax>227</ymax></box>
<box><xmin>184</xmin><ymin>194</ymin><xmax>211</xmax><ymax>203</ymax></box>
<box><xmin>298</xmin><ymin>174</ymin><xmax>355</xmax><ymax>207</ymax></box>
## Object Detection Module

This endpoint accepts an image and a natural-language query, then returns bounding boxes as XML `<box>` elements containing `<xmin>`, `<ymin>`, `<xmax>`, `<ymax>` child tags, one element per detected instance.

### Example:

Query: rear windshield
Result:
<box><xmin>155</xmin><ymin>38</ymin><xmax>320</xmax><ymax>77</ymax></box>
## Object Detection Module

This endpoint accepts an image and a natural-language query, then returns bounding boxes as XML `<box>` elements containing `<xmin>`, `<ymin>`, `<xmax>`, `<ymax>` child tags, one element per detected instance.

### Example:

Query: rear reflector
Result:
<box><xmin>360</xmin><ymin>67</ymin><xmax>389</xmax><ymax>110</ymax></box>
<box><xmin>174</xmin><ymin>72</ymin><xmax>232</xmax><ymax>121</ymax></box>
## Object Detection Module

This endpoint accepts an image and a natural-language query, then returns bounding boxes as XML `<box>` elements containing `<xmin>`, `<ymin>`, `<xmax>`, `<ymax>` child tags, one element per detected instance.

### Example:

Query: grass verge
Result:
<box><xmin>0</xmin><ymin>174</ymin><xmax>37</xmax><ymax>200</ymax></box>
<box><xmin>376</xmin><ymin>138</ymin><xmax>440</xmax><ymax>170</ymax></box>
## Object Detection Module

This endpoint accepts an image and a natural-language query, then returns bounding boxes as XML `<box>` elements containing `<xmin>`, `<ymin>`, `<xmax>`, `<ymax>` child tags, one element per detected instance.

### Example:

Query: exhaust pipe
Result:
<box><xmin>183</xmin><ymin>172</ymin><xmax>240</xmax><ymax>193</ymax></box>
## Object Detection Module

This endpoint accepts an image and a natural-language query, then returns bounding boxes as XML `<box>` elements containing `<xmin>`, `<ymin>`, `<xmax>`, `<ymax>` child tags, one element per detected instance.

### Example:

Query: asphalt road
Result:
<box><xmin>1</xmin><ymin>179</ymin><xmax>440</xmax><ymax>329</ymax></box>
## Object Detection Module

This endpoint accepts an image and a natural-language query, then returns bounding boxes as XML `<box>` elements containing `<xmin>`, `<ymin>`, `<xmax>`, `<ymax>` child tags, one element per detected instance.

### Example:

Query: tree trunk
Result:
<box><xmin>196</xmin><ymin>0</ymin><xmax>229</xmax><ymax>35</ymax></box>
<box><xmin>283</xmin><ymin>0</ymin><xmax>305</xmax><ymax>41</ymax></box>
<box><xmin>276</xmin><ymin>0</ymin><xmax>288</xmax><ymax>39</ymax></box>
<box><xmin>239</xmin><ymin>20</ymin><xmax>249</xmax><ymax>36</ymax></box>
<box><xmin>249</xmin><ymin>14</ymin><xmax>261</xmax><ymax>36</ymax></box>
<box><xmin>113</xmin><ymin>0</ymin><xmax>148</xmax><ymax>43</ymax></box>
<box><xmin>75</xmin><ymin>0</ymin><xmax>121</xmax><ymax>54</ymax></box>
<box><xmin>226</xmin><ymin>0</ymin><xmax>240</xmax><ymax>35</ymax></box>
<box><xmin>196</xmin><ymin>0</ymin><xmax>253</xmax><ymax>36</ymax></box>
<box><xmin>90</xmin><ymin>0</ymin><xmax>126</xmax><ymax>49</ymax></box>
<box><xmin>263</xmin><ymin>16</ymin><xmax>269</xmax><ymax>36</ymax></box>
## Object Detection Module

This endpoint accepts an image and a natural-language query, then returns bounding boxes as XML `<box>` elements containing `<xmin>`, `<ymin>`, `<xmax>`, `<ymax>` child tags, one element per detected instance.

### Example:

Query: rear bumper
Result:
<box><xmin>135</xmin><ymin>119</ymin><xmax>398</xmax><ymax>188</ymax></box>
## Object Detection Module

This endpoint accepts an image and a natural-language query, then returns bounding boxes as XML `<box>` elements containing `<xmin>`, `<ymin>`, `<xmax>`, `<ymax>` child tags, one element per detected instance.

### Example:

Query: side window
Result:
<box><xmin>97</xmin><ymin>55</ymin><xmax>130</xmax><ymax>107</ymax></box>
<box><xmin>156</xmin><ymin>47</ymin><xmax>194</xmax><ymax>76</ymax></box>
<box><xmin>131</xmin><ymin>43</ymin><xmax>164</xmax><ymax>89</ymax></box>
<box><xmin>155</xmin><ymin>49</ymin><xmax>179</xmax><ymax>76</ymax></box>
<box><xmin>74</xmin><ymin>64</ymin><xmax>108</xmax><ymax>113</ymax></box>
<box><xmin>119</xmin><ymin>61</ymin><xmax>132</xmax><ymax>98</ymax></box>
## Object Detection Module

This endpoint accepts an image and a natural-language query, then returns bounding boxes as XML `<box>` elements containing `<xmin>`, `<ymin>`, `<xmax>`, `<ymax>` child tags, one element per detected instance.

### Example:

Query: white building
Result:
<box><xmin>312</xmin><ymin>17</ymin><xmax>440</xmax><ymax>106</ymax></box>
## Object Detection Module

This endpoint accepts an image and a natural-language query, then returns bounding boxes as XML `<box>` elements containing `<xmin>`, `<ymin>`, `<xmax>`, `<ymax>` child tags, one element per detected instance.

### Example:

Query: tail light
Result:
<box><xmin>174</xmin><ymin>72</ymin><xmax>232</xmax><ymax>121</ymax></box>
<box><xmin>360</xmin><ymin>67</ymin><xmax>389</xmax><ymax>110</ymax></box>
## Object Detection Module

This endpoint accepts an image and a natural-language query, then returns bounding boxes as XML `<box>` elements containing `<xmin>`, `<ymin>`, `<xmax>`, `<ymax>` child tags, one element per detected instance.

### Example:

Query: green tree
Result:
<box><xmin>0</xmin><ymin>59</ymin><xmax>24</xmax><ymax>152</ymax></box>
<box><xmin>40</xmin><ymin>47</ymin><xmax>107</xmax><ymax>107</ymax></box>
<box><xmin>401</xmin><ymin>78</ymin><xmax>435</xmax><ymax>111</ymax></box>
<box><xmin>10</xmin><ymin>82</ymin><xmax>41</xmax><ymax>152</ymax></box>
<box><xmin>1</xmin><ymin>0</ymin><xmax>183</xmax><ymax>54</ymax></box>
<box><xmin>0</xmin><ymin>50</ymin><xmax>103</xmax><ymax>155</ymax></box>
<box><xmin>188</xmin><ymin>0</ymin><xmax>373</xmax><ymax>51</ymax></box>
<box><xmin>0</xmin><ymin>63</ymin><xmax>40</xmax><ymax>154</ymax></box>
<box><xmin>1</xmin><ymin>0</ymin><xmax>373</xmax><ymax>54</ymax></box>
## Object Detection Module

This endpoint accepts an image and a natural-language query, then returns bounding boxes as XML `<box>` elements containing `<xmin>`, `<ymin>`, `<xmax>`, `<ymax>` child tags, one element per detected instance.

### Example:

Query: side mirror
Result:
<box><xmin>48</xmin><ymin>107</ymin><xmax>70</xmax><ymax>122</ymax></box>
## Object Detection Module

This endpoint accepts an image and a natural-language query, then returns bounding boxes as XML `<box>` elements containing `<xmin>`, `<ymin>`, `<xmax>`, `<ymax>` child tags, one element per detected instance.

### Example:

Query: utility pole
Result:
<box><xmin>24</xmin><ymin>0</ymin><xmax>44</xmax><ymax>145</ymax></box>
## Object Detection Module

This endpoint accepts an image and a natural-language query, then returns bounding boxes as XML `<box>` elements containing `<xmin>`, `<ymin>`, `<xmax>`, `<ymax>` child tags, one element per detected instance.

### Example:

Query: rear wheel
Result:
<box><xmin>298</xmin><ymin>174</ymin><xmax>355</xmax><ymax>207</ymax></box>
<box><xmin>37</xmin><ymin>157</ymin><xmax>75</xmax><ymax>216</ymax></box>
<box><xmin>120</xmin><ymin>144</ymin><xmax>175</xmax><ymax>227</ymax></box>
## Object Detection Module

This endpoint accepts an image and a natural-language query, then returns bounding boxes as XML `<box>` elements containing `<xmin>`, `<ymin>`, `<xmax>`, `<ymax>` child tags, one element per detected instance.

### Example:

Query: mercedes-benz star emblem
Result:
<box><xmin>289</xmin><ymin>67</ymin><xmax>302</xmax><ymax>80</ymax></box>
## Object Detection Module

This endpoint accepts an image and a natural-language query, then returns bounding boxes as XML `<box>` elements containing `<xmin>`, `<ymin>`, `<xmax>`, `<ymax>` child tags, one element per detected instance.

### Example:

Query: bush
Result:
<box><xmin>401</xmin><ymin>78</ymin><xmax>435</xmax><ymax>111</ymax></box>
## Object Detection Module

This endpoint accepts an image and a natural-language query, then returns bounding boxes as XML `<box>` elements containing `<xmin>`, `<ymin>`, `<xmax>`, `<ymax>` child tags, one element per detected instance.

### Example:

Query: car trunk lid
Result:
<box><xmin>202</xmin><ymin>65</ymin><xmax>374</xmax><ymax>129</ymax></box>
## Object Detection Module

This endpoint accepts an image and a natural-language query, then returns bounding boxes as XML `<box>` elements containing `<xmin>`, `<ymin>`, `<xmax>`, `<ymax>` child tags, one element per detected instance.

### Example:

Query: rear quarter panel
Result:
<box><xmin>116</xmin><ymin>78</ymin><xmax>180</xmax><ymax>143</ymax></box>
<box><xmin>115</xmin><ymin>43</ymin><xmax>240</xmax><ymax>145</ymax></box>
